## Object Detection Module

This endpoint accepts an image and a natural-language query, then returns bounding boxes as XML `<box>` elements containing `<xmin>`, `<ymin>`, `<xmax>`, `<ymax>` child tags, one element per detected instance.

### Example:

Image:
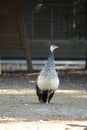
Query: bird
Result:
<box><xmin>36</xmin><ymin>44</ymin><xmax>59</xmax><ymax>103</ymax></box>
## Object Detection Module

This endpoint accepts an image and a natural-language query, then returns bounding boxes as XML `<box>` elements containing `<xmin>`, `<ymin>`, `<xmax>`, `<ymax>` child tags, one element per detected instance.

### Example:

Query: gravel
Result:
<box><xmin>0</xmin><ymin>70</ymin><xmax>87</xmax><ymax>130</ymax></box>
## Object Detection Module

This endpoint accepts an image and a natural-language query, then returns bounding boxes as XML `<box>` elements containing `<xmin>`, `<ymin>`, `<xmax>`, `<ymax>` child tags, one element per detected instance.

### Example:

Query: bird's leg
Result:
<box><xmin>46</xmin><ymin>92</ymin><xmax>51</xmax><ymax>104</ymax></box>
<box><xmin>45</xmin><ymin>91</ymin><xmax>49</xmax><ymax>104</ymax></box>
<box><xmin>48</xmin><ymin>90</ymin><xmax>54</xmax><ymax>103</ymax></box>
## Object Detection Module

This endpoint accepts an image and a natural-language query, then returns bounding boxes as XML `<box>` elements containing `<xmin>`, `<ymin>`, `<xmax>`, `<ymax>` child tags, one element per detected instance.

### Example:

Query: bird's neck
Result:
<box><xmin>47</xmin><ymin>52</ymin><xmax>55</xmax><ymax>67</ymax></box>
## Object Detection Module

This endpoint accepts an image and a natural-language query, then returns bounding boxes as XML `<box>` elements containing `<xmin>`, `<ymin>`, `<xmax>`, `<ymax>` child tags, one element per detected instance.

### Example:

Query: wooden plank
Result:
<box><xmin>14</xmin><ymin>0</ymin><xmax>32</xmax><ymax>72</ymax></box>
<box><xmin>0</xmin><ymin>0</ymin><xmax>22</xmax><ymax>50</ymax></box>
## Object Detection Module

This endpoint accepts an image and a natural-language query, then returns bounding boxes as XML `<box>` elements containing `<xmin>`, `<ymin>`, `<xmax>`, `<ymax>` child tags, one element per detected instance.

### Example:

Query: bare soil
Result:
<box><xmin>0</xmin><ymin>70</ymin><xmax>87</xmax><ymax>130</ymax></box>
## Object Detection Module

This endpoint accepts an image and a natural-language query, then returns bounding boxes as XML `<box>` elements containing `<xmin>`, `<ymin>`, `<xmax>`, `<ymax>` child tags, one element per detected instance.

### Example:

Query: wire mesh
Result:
<box><xmin>24</xmin><ymin>0</ymin><xmax>87</xmax><ymax>40</ymax></box>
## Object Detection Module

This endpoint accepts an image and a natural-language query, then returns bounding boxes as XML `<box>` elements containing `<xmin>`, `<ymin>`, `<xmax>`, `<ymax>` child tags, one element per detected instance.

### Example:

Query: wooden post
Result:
<box><xmin>14</xmin><ymin>0</ymin><xmax>33</xmax><ymax>72</ymax></box>
<box><xmin>0</xmin><ymin>57</ymin><xmax>1</xmax><ymax>74</ymax></box>
<box><xmin>86</xmin><ymin>46</ymin><xmax>87</xmax><ymax>69</ymax></box>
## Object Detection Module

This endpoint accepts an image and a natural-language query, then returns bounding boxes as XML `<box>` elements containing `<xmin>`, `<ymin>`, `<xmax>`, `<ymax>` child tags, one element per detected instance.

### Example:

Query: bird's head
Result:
<box><xmin>50</xmin><ymin>45</ymin><xmax>59</xmax><ymax>53</ymax></box>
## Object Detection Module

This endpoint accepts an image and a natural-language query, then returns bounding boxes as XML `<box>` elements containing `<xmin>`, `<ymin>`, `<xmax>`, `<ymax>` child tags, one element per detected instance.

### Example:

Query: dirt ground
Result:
<box><xmin>0</xmin><ymin>70</ymin><xmax>87</xmax><ymax>130</ymax></box>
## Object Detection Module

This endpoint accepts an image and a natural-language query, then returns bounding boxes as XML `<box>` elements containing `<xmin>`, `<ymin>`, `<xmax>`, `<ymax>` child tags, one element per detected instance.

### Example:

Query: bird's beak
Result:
<box><xmin>55</xmin><ymin>45</ymin><xmax>59</xmax><ymax>49</ymax></box>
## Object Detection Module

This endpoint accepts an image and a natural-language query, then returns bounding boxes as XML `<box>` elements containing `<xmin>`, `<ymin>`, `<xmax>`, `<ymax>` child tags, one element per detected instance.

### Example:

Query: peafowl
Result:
<box><xmin>36</xmin><ymin>45</ymin><xmax>59</xmax><ymax>103</ymax></box>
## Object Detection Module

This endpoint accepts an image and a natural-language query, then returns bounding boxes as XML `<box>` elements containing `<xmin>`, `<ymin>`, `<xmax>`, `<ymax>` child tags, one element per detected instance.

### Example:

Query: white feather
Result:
<box><xmin>37</xmin><ymin>75</ymin><xmax>59</xmax><ymax>91</ymax></box>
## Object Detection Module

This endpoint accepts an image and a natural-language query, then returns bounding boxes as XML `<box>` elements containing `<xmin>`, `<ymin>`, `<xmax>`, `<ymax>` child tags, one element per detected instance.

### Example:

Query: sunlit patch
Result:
<box><xmin>56</xmin><ymin>90</ymin><xmax>87</xmax><ymax>98</ymax></box>
<box><xmin>56</xmin><ymin>90</ymin><xmax>86</xmax><ymax>94</ymax></box>
<box><xmin>0</xmin><ymin>89</ymin><xmax>35</xmax><ymax>95</ymax></box>
<box><xmin>0</xmin><ymin>89</ymin><xmax>87</xmax><ymax>99</ymax></box>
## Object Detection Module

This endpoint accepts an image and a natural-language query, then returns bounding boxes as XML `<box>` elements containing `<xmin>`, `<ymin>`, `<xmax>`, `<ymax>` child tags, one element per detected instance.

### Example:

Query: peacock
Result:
<box><xmin>36</xmin><ymin>45</ymin><xmax>59</xmax><ymax>103</ymax></box>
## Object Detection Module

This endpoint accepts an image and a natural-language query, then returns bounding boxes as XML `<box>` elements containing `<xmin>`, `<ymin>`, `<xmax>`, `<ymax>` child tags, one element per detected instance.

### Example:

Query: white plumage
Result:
<box><xmin>36</xmin><ymin>45</ymin><xmax>59</xmax><ymax>103</ymax></box>
<box><xmin>37</xmin><ymin>76</ymin><xmax>59</xmax><ymax>91</ymax></box>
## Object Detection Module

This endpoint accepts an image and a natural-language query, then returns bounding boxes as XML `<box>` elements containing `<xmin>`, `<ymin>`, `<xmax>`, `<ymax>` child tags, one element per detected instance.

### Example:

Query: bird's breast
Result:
<box><xmin>37</xmin><ymin>75</ymin><xmax>59</xmax><ymax>91</ymax></box>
